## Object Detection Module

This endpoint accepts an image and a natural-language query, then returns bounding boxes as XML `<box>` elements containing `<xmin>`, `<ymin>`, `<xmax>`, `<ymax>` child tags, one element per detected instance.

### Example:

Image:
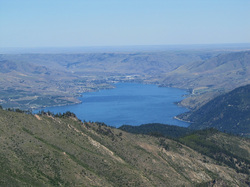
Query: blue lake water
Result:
<box><xmin>37</xmin><ymin>83</ymin><xmax>190</xmax><ymax>127</ymax></box>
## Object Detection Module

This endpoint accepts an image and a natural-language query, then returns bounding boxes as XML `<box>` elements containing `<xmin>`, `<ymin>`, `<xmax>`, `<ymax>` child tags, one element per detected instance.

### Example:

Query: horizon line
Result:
<box><xmin>1</xmin><ymin>43</ymin><xmax>250</xmax><ymax>54</ymax></box>
<box><xmin>1</xmin><ymin>42</ymin><xmax>250</xmax><ymax>49</ymax></box>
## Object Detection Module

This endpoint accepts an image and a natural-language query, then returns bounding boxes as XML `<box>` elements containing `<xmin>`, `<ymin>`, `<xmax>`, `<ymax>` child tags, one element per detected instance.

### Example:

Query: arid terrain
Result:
<box><xmin>1</xmin><ymin>46</ymin><xmax>250</xmax><ymax>110</ymax></box>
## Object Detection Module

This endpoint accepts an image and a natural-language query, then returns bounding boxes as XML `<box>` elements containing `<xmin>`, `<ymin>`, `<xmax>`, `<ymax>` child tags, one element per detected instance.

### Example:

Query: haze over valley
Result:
<box><xmin>1</xmin><ymin>45</ymin><xmax>250</xmax><ymax>111</ymax></box>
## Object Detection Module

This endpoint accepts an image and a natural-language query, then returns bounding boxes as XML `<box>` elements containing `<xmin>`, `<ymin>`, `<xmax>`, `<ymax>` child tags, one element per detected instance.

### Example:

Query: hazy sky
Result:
<box><xmin>0</xmin><ymin>0</ymin><xmax>250</xmax><ymax>48</ymax></box>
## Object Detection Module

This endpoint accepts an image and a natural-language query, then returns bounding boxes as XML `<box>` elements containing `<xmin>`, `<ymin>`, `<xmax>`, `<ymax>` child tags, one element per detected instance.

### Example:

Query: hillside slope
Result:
<box><xmin>0</xmin><ymin>109</ymin><xmax>249</xmax><ymax>186</ymax></box>
<box><xmin>185</xmin><ymin>84</ymin><xmax>250</xmax><ymax>136</ymax></box>
<box><xmin>120</xmin><ymin>124</ymin><xmax>250</xmax><ymax>176</ymax></box>
<box><xmin>162</xmin><ymin>51</ymin><xmax>250</xmax><ymax>109</ymax></box>
<box><xmin>163</xmin><ymin>51</ymin><xmax>250</xmax><ymax>90</ymax></box>
<box><xmin>179</xmin><ymin>129</ymin><xmax>250</xmax><ymax>174</ymax></box>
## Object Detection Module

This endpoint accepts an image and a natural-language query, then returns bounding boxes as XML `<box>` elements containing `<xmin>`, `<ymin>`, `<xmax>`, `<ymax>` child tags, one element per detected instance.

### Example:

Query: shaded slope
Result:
<box><xmin>0</xmin><ymin>109</ymin><xmax>249</xmax><ymax>186</ymax></box>
<box><xmin>186</xmin><ymin>84</ymin><xmax>250</xmax><ymax>136</ymax></box>
<box><xmin>119</xmin><ymin>123</ymin><xmax>193</xmax><ymax>138</ymax></box>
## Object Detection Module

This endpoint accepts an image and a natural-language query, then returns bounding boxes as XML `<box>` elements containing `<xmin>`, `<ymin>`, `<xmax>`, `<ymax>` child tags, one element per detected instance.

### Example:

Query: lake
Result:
<box><xmin>38</xmin><ymin>83</ymin><xmax>190</xmax><ymax>127</ymax></box>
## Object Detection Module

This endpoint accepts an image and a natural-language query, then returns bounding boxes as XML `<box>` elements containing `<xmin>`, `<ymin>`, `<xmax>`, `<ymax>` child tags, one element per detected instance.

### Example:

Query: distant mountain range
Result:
<box><xmin>161</xmin><ymin>50</ymin><xmax>250</xmax><ymax>109</ymax></box>
<box><xmin>162</xmin><ymin>51</ymin><xmax>250</xmax><ymax>90</ymax></box>
<box><xmin>0</xmin><ymin>51</ymin><xmax>207</xmax><ymax>109</ymax></box>
<box><xmin>0</xmin><ymin>49</ymin><xmax>249</xmax><ymax>110</ymax></box>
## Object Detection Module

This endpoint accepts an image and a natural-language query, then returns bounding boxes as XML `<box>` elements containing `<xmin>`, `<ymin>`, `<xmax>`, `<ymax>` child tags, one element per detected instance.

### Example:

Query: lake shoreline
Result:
<box><xmin>34</xmin><ymin>83</ymin><xmax>190</xmax><ymax>127</ymax></box>
<box><xmin>173</xmin><ymin>116</ymin><xmax>192</xmax><ymax>124</ymax></box>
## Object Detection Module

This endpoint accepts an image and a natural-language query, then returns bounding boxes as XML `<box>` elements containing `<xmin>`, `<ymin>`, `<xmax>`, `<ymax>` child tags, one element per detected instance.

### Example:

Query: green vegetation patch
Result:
<box><xmin>119</xmin><ymin>123</ymin><xmax>193</xmax><ymax>138</ymax></box>
<box><xmin>179</xmin><ymin>129</ymin><xmax>250</xmax><ymax>174</ymax></box>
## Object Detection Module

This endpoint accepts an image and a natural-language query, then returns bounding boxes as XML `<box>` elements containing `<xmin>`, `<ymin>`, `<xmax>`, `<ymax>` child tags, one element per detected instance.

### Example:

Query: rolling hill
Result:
<box><xmin>162</xmin><ymin>51</ymin><xmax>250</xmax><ymax>90</ymax></box>
<box><xmin>162</xmin><ymin>51</ymin><xmax>250</xmax><ymax>109</ymax></box>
